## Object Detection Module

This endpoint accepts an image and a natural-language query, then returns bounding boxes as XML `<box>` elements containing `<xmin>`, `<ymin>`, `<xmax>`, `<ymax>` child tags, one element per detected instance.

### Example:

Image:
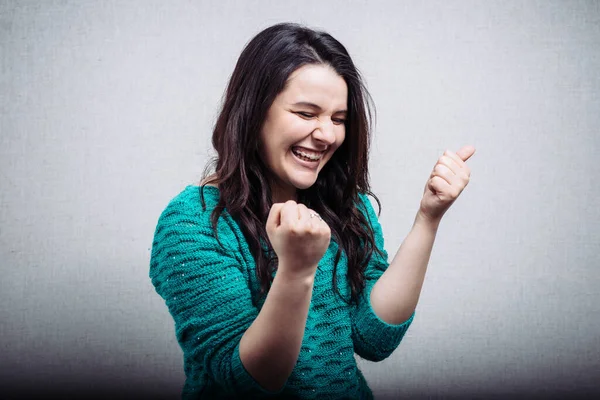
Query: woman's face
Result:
<box><xmin>260</xmin><ymin>64</ymin><xmax>348</xmax><ymax>202</ymax></box>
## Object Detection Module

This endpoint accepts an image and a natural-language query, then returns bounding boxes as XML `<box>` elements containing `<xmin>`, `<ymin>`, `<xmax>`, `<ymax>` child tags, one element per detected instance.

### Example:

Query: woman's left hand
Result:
<box><xmin>418</xmin><ymin>145</ymin><xmax>476</xmax><ymax>223</ymax></box>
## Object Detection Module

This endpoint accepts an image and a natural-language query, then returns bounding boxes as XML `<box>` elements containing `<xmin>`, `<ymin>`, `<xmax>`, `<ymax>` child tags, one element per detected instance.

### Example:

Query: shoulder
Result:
<box><xmin>355</xmin><ymin>192</ymin><xmax>385</xmax><ymax>244</ymax></box>
<box><xmin>356</xmin><ymin>192</ymin><xmax>379</xmax><ymax>219</ymax></box>
<box><xmin>150</xmin><ymin>185</ymin><xmax>243</xmax><ymax>279</ymax></box>
<box><xmin>151</xmin><ymin>185</ymin><xmax>236</xmax><ymax>251</ymax></box>
<box><xmin>158</xmin><ymin>185</ymin><xmax>219</xmax><ymax>220</ymax></box>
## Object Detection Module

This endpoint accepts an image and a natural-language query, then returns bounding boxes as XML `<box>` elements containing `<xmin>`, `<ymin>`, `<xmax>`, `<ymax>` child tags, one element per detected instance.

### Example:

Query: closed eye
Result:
<box><xmin>294</xmin><ymin>111</ymin><xmax>346</xmax><ymax>125</ymax></box>
<box><xmin>295</xmin><ymin>111</ymin><xmax>315</xmax><ymax>119</ymax></box>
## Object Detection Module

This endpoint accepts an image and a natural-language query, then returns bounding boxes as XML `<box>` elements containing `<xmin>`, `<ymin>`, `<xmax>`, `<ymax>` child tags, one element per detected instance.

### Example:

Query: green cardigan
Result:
<box><xmin>150</xmin><ymin>185</ymin><xmax>414</xmax><ymax>399</ymax></box>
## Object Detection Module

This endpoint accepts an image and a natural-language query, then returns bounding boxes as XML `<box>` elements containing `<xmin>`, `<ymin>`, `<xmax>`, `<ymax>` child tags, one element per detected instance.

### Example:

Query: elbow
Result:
<box><xmin>238</xmin><ymin>343</ymin><xmax>292</xmax><ymax>392</ymax></box>
<box><xmin>356</xmin><ymin>347</ymin><xmax>395</xmax><ymax>362</ymax></box>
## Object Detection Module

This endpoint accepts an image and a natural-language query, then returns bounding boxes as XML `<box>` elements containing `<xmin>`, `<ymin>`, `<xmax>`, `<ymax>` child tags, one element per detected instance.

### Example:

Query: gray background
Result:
<box><xmin>1</xmin><ymin>0</ymin><xmax>599</xmax><ymax>398</ymax></box>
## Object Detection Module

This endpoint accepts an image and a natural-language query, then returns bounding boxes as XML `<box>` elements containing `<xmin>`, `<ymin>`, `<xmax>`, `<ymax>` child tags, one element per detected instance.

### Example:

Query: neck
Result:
<box><xmin>270</xmin><ymin>181</ymin><xmax>297</xmax><ymax>204</ymax></box>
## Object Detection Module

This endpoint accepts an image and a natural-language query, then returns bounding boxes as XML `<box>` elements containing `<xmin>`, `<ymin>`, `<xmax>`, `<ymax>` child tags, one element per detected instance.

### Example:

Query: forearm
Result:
<box><xmin>370</xmin><ymin>212</ymin><xmax>440</xmax><ymax>324</ymax></box>
<box><xmin>239</xmin><ymin>267</ymin><xmax>314</xmax><ymax>391</ymax></box>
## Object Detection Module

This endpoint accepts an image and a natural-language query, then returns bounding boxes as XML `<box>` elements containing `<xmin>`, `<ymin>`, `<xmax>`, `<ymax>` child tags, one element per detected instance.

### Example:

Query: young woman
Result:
<box><xmin>150</xmin><ymin>23</ymin><xmax>475</xmax><ymax>399</ymax></box>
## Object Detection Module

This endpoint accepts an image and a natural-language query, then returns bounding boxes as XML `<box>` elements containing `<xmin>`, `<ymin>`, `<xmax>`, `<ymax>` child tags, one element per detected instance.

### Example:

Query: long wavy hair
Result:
<box><xmin>200</xmin><ymin>23</ymin><xmax>382</xmax><ymax>304</ymax></box>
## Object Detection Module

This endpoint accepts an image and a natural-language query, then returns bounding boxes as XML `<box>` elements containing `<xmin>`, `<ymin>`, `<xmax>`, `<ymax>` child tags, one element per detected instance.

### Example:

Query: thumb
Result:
<box><xmin>456</xmin><ymin>145</ymin><xmax>476</xmax><ymax>162</ymax></box>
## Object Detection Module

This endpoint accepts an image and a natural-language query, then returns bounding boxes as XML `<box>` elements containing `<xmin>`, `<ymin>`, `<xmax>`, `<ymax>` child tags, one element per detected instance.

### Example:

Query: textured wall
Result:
<box><xmin>1</xmin><ymin>1</ymin><xmax>599</xmax><ymax>398</ymax></box>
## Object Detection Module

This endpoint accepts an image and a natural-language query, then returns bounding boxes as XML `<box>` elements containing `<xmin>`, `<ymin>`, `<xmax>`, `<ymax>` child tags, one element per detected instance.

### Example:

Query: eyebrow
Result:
<box><xmin>292</xmin><ymin>101</ymin><xmax>347</xmax><ymax>115</ymax></box>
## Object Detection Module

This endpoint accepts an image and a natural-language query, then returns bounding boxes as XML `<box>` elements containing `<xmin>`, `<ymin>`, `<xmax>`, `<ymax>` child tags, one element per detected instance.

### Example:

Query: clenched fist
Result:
<box><xmin>266</xmin><ymin>200</ymin><xmax>331</xmax><ymax>279</ymax></box>
<box><xmin>419</xmin><ymin>145</ymin><xmax>475</xmax><ymax>222</ymax></box>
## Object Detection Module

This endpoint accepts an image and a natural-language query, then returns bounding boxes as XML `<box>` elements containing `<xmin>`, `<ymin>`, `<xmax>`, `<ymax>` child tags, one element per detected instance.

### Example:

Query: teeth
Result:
<box><xmin>294</xmin><ymin>150</ymin><xmax>322</xmax><ymax>161</ymax></box>
<box><xmin>293</xmin><ymin>148</ymin><xmax>323</xmax><ymax>161</ymax></box>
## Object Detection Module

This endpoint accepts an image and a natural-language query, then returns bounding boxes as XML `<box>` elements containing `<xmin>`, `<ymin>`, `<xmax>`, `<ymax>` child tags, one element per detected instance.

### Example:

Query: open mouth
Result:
<box><xmin>291</xmin><ymin>147</ymin><xmax>324</xmax><ymax>162</ymax></box>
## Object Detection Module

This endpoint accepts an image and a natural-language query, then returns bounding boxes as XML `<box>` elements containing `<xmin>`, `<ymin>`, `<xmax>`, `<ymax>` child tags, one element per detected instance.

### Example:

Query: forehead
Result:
<box><xmin>278</xmin><ymin>64</ymin><xmax>348</xmax><ymax>110</ymax></box>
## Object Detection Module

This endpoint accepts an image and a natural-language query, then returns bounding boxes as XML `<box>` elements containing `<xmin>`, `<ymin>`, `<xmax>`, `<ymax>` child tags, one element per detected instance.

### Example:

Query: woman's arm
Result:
<box><xmin>239</xmin><ymin>269</ymin><xmax>314</xmax><ymax>392</ymax></box>
<box><xmin>239</xmin><ymin>200</ymin><xmax>329</xmax><ymax>391</ymax></box>
<box><xmin>150</xmin><ymin>196</ymin><xmax>323</xmax><ymax>396</ymax></box>
<box><xmin>370</xmin><ymin>146</ymin><xmax>475</xmax><ymax>325</ymax></box>
<box><xmin>349</xmin><ymin>194</ymin><xmax>414</xmax><ymax>361</ymax></box>
<box><xmin>370</xmin><ymin>213</ymin><xmax>439</xmax><ymax>324</ymax></box>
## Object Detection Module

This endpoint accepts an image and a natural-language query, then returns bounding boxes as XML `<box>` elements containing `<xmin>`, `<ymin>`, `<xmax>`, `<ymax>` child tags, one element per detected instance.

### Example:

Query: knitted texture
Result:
<box><xmin>150</xmin><ymin>186</ymin><xmax>414</xmax><ymax>399</ymax></box>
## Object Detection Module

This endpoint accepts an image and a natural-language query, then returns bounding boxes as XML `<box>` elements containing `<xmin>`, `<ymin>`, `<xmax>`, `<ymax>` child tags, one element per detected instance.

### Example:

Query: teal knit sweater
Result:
<box><xmin>150</xmin><ymin>185</ymin><xmax>414</xmax><ymax>399</ymax></box>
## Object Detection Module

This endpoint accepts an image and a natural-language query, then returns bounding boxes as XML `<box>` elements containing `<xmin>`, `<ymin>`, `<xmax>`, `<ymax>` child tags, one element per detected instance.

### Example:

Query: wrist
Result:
<box><xmin>414</xmin><ymin>210</ymin><xmax>442</xmax><ymax>231</ymax></box>
<box><xmin>275</xmin><ymin>262</ymin><xmax>317</xmax><ymax>287</ymax></box>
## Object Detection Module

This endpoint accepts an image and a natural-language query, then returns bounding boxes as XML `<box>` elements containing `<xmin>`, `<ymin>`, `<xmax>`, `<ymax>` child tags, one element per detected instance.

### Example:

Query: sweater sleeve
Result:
<box><xmin>350</xmin><ymin>193</ymin><xmax>415</xmax><ymax>362</ymax></box>
<box><xmin>149</xmin><ymin>198</ymin><xmax>281</xmax><ymax>396</ymax></box>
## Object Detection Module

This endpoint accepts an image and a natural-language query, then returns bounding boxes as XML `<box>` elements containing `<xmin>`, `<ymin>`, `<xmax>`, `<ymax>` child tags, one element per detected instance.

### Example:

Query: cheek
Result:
<box><xmin>287</xmin><ymin>119</ymin><xmax>313</xmax><ymax>139</ymax></box>
<box><xmin>272</xmin><ymin>117</ymin><xmax>304</xmax><ymax>146</ymax></box>
<box><xmin>260</xmin><ymin>123</ymin><xmax>285</xmax><ymax>156</ymax></box>
<box><xmin>258</xmin><ymin>135</ymin><xmax>281</xmax><ymax>168</ymax></box>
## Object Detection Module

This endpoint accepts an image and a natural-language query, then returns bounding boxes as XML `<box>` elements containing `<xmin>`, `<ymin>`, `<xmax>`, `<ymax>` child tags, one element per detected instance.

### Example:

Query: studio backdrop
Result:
<box><xmin>1</xmin><ymin>1</ymin><xmax>599</xmax><ymax>398</ymax></box>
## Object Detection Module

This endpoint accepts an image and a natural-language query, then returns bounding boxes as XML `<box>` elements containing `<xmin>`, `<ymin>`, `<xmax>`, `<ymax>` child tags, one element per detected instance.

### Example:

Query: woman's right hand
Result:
<box><xmin>266</xmin><ymin>200</ymin><xmax>331</xmax><ymax>279</ymax></box>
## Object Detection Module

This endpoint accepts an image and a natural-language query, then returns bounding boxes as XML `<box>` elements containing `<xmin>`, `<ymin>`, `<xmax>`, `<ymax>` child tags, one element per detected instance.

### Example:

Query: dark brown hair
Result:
<box><xmin>201</xmin><ymin>22</ymin><xmax>382</xmax><ymax>304</ymax></box>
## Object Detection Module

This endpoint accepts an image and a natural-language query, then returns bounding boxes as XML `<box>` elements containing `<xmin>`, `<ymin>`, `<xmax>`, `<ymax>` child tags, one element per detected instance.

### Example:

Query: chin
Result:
<box><xmin>292</xmin><ymin>165</ymin><xmax>328</xmax><ymax>189</ymax></box>
<box><xmin>291</xmin><ymin>179</ymin><xmax>317</xmax><ymax>190</ymax></box>
<box><xmin>288</xmin><ymin>173</ymin><xmax>319</xmax><ymax>190</ymax></box>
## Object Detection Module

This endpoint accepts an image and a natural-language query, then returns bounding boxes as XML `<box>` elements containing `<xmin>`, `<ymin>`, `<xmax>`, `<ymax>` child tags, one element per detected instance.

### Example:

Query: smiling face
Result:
<box><xmin>260</xmin><ymin>64</ymin><xmax>348</xmax><ymax>203</ymax></box>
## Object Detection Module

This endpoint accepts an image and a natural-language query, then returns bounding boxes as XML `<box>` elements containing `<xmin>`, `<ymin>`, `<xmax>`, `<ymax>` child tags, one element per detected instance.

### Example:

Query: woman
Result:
<box><xmin>150</xmin><ymin>23</ymin><xmax>475</xmax><ymax>399</ymax></box>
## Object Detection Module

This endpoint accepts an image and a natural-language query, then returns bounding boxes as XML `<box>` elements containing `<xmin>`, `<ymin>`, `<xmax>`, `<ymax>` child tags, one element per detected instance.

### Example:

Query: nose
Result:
<box><xmin>312</xmin><ymin>118</ymin><xmax>336</xmax><ymax>145</ymax></box>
